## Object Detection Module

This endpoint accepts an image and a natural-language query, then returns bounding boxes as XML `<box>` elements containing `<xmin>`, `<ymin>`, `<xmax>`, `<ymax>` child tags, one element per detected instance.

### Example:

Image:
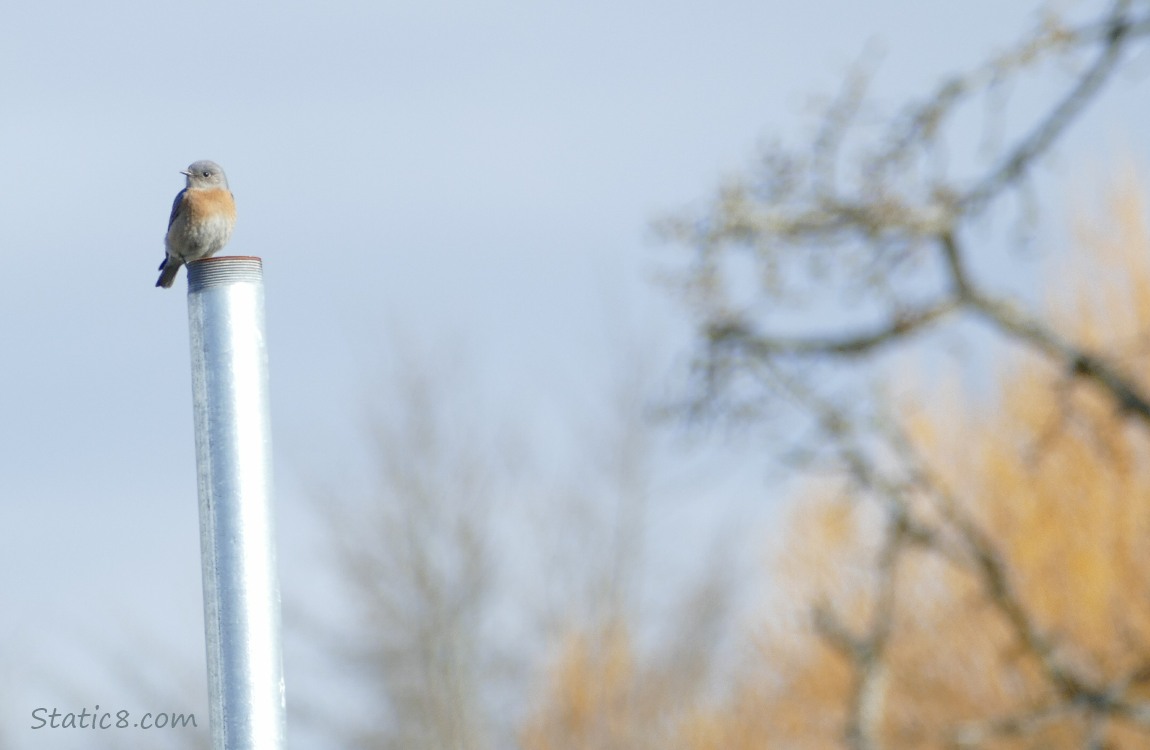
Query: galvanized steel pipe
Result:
<box><xmin>187</xmin><ymin>256</ymin><xmax>285</xmax><ymax>749</ymax></box>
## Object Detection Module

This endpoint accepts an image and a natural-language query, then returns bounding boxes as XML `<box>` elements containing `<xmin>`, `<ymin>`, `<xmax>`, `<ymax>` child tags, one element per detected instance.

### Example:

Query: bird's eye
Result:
<box><xmin>202</xmin><ymin>171</ymin><xmax>211</xmax><ymax>178</ymax></box>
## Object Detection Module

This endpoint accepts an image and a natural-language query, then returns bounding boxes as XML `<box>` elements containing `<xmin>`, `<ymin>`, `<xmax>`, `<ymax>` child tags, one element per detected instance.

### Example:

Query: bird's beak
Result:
<box><xmin>180</xmin><ymin>170</ymin><xmax>192</xmax><ymax>177</ymax></box>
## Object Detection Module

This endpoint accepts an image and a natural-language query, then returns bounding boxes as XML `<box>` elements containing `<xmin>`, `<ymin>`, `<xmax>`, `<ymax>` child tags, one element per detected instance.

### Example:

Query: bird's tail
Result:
<box><xmin>156</xmin><ymin>257</ymin><xmax>181</xmax><ymax>289</ymax></box>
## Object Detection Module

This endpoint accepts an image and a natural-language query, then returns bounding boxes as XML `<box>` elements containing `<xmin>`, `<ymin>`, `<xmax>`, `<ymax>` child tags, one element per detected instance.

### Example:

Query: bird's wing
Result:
<box><xmin>167</xmin><ymin>189</ymin><xmax>188</xmax><ymax>229</ymax></box>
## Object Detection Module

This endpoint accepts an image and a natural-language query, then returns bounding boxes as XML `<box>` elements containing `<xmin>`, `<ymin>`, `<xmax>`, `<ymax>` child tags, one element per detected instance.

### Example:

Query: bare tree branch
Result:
<box><xmin>965</xmin><ymin>290</ymin><xmax>1150</xmax><ymax>420</ymax></box>
<box><xmin>788</xmin><ymin>377</ymin><xmax>1150</xmax><ymax>746</ymax></box>
<box><xmin>962</xmin><ymin>0</ymin><xmax>1137</xmax><ymax>212</ymax></box>
<box><xmin>665</xmin><ymin>3</ymin><xmax>1150</xmax><ymax>746</ymax></box>
<box><xmin>669</xmin><ymin>2</ymin><xmax>1150</xmax><ymax>427</ymax></box>
<box><xmin>708</xmin><ymin>299</ymin><xmax>960</xmax><ymax>359</ymax></box>
<box><xmin>814</xmin><ymin>511</ymin><xmax>913</xmax><ymax>750</ymax></box>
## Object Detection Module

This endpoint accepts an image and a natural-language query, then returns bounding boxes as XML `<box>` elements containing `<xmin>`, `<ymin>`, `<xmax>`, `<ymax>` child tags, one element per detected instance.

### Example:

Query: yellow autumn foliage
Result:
<box><xmin>522</xmin><ymin>175</ymin><xmax>1150</xmax><ymax>748</ymax></box>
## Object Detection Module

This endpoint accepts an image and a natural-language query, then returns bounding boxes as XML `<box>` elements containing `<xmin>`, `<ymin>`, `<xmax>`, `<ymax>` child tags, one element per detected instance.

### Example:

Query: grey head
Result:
<box><xmin>182</xmin><ymin>160</ymin><xmax>229</xmax><ymax>189</ymax></box>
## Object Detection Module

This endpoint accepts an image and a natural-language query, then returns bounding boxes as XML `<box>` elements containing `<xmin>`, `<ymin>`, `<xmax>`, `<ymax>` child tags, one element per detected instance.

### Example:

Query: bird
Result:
<box><xmin>156</xmin><ymin>160</ymin><xmax>237</xmax><ymax>288</ymax></box>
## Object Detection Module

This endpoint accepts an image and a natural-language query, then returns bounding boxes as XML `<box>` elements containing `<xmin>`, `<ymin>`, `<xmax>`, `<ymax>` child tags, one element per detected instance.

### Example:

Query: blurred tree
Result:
<box><xmin>305</xmin><ymin>337</ymin><xmax>737</xmax><ymax>750</ymax></box>
<box><xmin>671</xmin><ymin>177</ymin><xmax>1150</xmax><ymax>749</ymax></box>
<box><xmin>308</xmin><ymin>349</ymin><xmax>509</xmax><ymax>750</ymax></box>
<box><xmin>650</xmin><ymin>0</ymin><xmax>1150</xmax><ymax>748</ymax></box>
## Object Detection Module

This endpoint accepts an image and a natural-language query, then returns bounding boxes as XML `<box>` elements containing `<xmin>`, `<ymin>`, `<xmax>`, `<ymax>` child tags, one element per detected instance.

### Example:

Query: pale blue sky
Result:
<box><xmin>1</xmin><ymin>1</ymin><xmax>1144</xmax><ymax>747</ymax></box>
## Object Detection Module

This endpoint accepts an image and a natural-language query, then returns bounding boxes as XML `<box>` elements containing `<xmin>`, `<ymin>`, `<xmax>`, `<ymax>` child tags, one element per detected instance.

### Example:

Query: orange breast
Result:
<box><xmin>184</xmin><ymin>188</ymin><xmax>237</xmax><ymax>222</ymax></box>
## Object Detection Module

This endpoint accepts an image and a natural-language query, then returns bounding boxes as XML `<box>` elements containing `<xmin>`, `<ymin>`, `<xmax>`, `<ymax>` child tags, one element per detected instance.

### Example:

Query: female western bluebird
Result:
<box><xmin>156</xmin><ymin>160</ymin><xmax>237</xmax><ymax>288</ymax></box>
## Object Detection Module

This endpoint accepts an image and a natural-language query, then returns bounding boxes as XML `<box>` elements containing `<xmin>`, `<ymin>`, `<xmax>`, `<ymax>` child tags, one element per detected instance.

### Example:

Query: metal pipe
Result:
<box><xmin>187</xmin><ymin>256</ymin><xmax>285</xmax><ymax>750</ymax></box>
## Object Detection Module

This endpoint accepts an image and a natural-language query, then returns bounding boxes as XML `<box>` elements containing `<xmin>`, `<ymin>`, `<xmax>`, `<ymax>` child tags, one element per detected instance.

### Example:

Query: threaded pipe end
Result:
<box><xmin>188</xmin><ymin>256</ymin><xmax>264</xmax><ymax>291</ymax></box>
